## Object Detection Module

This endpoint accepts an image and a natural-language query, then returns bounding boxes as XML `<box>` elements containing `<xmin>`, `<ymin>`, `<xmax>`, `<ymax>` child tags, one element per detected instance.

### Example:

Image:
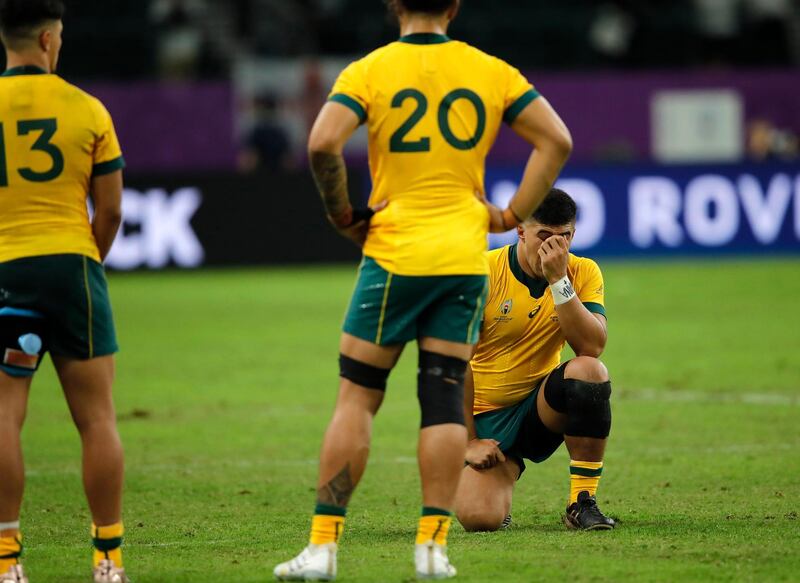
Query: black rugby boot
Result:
<box><xmin>563</xmin><ymin>490</ymin><xmax>616</xmax><ymax>530</ymax></box>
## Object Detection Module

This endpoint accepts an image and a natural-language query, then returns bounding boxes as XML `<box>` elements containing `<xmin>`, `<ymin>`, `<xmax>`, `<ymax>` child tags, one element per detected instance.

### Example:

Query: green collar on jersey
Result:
<box><xmin>508</xmin><ymin>244</ymin><xmax>549</xmax><ymax>299</ymax></box>
<box><xmin>398</xmin><ymin>33</ymin><xmax>451</xmax><ymax>45</ymax></box>
<box><xmin>1</xmin><ymin>65</ymin><xmax>48</xmax><ymax>77</ymax></box>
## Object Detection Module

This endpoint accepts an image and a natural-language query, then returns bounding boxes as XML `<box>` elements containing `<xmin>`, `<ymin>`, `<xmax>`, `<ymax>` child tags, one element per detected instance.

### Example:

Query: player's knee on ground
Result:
<box><xmin>545</xmin><ymin>359</ymin><xmax>612</xmax><ymax>439</ymax></box>
<box><xmin>457</xmin><ymin>506</ymin><xmax>507</xmax><ymax>532</ymax></box>
<box><xmin>417</xmin><ymin>351</ymin><xmax>467</xmax><ymax>427</ymax></box>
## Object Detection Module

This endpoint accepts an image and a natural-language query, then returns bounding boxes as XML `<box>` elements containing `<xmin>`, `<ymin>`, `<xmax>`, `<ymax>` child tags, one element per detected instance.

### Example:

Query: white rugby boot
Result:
<box><xmin>0</xmin><ymin>565</ymin><xmax>28</xmax><ymax>583</ymax></box>
<box><xmin>415</xmin><ymin>541</ymin><xmax>457</xmax><ymax>579</ymax></box>
<box><xmin>273</xmin><ymin>543</ymin><xmax>337</xmax><ymax>581</ymax></box>
<box><xmin>93</xmin><ymin>559</ymin><xmax>129</xmax><ymax>583</ymax></box>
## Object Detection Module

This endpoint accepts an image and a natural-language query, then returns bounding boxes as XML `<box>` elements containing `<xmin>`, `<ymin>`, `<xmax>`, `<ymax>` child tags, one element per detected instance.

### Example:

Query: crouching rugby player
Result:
<box><xmin>455</xmin><ymin>188</ymin><xmax>616</xmax><ymax>532</ymax></box>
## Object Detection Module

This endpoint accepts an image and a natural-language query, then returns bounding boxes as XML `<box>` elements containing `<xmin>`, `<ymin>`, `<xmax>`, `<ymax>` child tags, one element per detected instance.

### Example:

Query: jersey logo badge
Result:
<box><xmin>500</xmin><ymin>299</ymin><xmax>513</xmax><ymax>315</ymax></box>
<box><xmin>528</xmin><ymin>306</ymin><xmax>541</xmax><ymax>319</ymax></box>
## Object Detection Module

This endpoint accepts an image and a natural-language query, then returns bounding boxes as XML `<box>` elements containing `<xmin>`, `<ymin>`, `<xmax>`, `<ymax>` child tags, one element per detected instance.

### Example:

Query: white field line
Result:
<box><xmin>623</xmin><ymin>388</ymin><xmax>799</xmax><ymax>406</ymax></box>
<box><xmin>23</xmin><ymin>389</ymin><xmax>798</xmax><ymax>478</ymax></box>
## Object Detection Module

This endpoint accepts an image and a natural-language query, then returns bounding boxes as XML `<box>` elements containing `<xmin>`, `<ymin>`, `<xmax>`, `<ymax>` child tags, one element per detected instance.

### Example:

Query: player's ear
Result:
<box><xmin>517</xmin><ymin>224</ymin><xmax>526</xmax><ymax>240</ymax></box>
<box><xmin>39</xmin><ymin>28</ymin><xmax>51</xmax><ymax>53</ymax></box>
<box><xmin>448</xmin><ymin>0</ymin><xmax>461</xmax><ymax>21</ymax></box>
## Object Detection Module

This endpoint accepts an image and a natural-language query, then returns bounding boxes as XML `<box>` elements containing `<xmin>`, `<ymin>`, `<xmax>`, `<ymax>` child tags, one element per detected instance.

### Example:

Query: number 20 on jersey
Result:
<box><xmin>390</xmin><ymin>88</ymin><xmax>486</xmax><ymax>153</ymax></box>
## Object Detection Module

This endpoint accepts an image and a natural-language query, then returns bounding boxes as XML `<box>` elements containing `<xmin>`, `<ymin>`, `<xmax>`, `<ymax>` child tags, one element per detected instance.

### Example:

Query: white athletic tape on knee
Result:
<box><xmin>550</xmin><ymin>276</ymin><xmax>576</xmax><ymax>305</ymax></box>
<box><xmin>0</xmin><ymin>521</ymin><xmax>20</xmax><ymax>531</ymax></box>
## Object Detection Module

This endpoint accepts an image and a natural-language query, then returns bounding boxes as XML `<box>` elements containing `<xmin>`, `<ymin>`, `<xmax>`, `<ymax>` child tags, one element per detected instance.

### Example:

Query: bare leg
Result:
<box><xmin>417</xmin><ymin>337</ymin><xmax>471</xmax><ymax>511</ymax></box>
<box><xmin>316</xmin><ymin>334</ymin><xmax>403</xmax><ymax>503</ymax></box>
<box><xmin>455</xmin><ymin>459</ymin><xmax>519</xmax><ymax>531</ymax></box>
<box><xmin>52</xmin><ymin>355</ymin><xmax>123</xmax><ymax>526</ymax></box>
<box><xmin>0</xmin><ymin>372</ymin><xmax>31</xmax><ymax>537</ymax></box>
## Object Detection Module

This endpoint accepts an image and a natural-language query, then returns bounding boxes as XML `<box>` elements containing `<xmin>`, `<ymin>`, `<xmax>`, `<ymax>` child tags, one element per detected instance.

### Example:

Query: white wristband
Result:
<box><xmin>550</xmin><ymin>275</ymin><xmax>576</xmax><ymax>305</ymax></box>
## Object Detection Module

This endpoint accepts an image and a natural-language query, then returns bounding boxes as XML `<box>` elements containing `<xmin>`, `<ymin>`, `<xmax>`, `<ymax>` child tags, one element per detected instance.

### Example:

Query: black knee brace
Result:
<box><xmin>563</xmin><ymin>379</ymin><xmax>612</xmax><ymax>439</ymax></box>
<box><xmin>544</xmin><ymin>367</ymin><xmax>612</xmax><ymax>439</ymax></box>
<box><xmin>339</xmin><ymin>354</ymin><xmax>391</xmax><ymax>391</ymax></box>
<box><xmin>417</xmin><ymin>350</ymin><xmax>467</xmax><ymax>428</ymax></box>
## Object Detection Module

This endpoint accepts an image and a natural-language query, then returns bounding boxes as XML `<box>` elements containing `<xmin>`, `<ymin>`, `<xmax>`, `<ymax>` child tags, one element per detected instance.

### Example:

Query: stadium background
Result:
<box><xmin>6</xmin><ymin>1</ymin><xmax>800</xmax><ymax>581</ymax></box>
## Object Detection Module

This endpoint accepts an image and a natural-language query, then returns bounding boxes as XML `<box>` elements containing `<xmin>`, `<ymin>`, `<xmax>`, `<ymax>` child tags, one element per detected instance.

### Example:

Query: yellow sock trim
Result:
<box><xmin>309</xmin><ymin>515</ymin><xmax>345</xmax><ymax>545</ymax></box>
<box><xmin>416</xmin><ymin>515</ymin><xmax>451</xmax><ymax>546</ymax></box>
<box><xmin>569</xmin><ymin>460</ymin><xmax>603</xmax><ymax>504</ymax></box>
<box><xmin>92</xmin><ymin>522</ymin><xmax>124</xmax><ymax>568</ymax></box>
<box><xmin>0</xmin><ymin>535</ymin><xmax>22</xmax><ymax>573</ymax></box>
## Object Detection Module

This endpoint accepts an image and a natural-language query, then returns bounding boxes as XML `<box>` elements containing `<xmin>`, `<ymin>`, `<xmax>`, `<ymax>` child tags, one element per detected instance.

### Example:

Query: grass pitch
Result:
<box><xmin>18</xmin><ymin>258</ymin><xmax>800</xmax><ymax>582</ymax></box>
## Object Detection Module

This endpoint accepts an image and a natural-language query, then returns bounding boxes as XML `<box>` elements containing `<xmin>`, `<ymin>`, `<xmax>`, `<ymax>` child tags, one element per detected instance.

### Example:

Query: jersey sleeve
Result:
<box><xmin>501</xmin><ymin>63</ymin><xmax>540</xmax><ymax>125</ymax></box>
<box><xmin>576</xmin><ymin>258</ymin><xmax>606</xmax><ymax>318</ymax></box>
<box><xmin>328</xmin><ymin>59</ymin><xmax>370</xmax><ymax>125</ymax></box>
<box><xmin>90</xmin><ymin>98</ymin><xmax>125</xmax><ymax>177</ymax></box>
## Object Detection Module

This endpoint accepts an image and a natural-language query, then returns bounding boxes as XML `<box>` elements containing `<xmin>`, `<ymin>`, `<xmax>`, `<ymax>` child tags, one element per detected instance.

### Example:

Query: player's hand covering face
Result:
<box><xmin>538</xmin><ymin>235</ymin><xmax>571</xmax><ymax>284</ymax></box>
<box><xmin>519</xmin><ymin>221</ymin><xmax>574</xmax><ymax>281</ymax></box>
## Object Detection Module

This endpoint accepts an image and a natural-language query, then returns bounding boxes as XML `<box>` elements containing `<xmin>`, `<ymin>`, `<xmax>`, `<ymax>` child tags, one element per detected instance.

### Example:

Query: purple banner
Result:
<box><xmin>81</xmin><ymin>69</ymin><xmax>798</xmax><ymax>172</ymax></box>
<box><xmin>85</xmin><ymin>82</ymin><xmax>237</xmax><ymax>173</ymax></box>
<box><xmin>490</xmin><ymin>69</ymin><xmax>800</xmax><ymax>164</ymax></box>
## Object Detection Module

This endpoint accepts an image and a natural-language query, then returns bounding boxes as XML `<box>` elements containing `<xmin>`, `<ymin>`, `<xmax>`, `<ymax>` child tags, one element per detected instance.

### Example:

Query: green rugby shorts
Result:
<box><xmin>343</xmin><ymin>256</ymin><xmax>488</xmax><ymax>345</ymax></box>
<box><xmin>0</xmin><ymin>254</ymin><xmax>118</xmax><ymax>374</ymax></box>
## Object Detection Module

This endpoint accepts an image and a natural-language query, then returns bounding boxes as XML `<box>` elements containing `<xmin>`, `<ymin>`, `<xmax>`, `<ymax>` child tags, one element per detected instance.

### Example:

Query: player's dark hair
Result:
<box><xmin>0</xmin><ymin>0</ymin><xmax>64</xmax><ymax>40</ymax></box>
<box><xmin>385</xmin><ymin>0</ymin><xmax>458</xmax><ymax>16</ymax></box>
<box><xmin>530</xmin><ymin>188</ymin><xmax>578</xmax><ymax>226</ymax></box>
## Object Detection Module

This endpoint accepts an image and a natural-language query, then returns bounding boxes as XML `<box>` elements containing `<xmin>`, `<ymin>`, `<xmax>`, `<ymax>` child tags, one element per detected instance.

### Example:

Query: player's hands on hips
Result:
<box><xmin>475</xmin><ymin>191</ymin><xmax>519</xmax><ymax>234</ymax></box>
<box><xmin>328</xmin><ymin>200</ymin><xmax>388</xmax><ymax>247</ymax></box>
<box><xmin>539</xmin><ymin>235</ymin><xmax>569</xmax><ymax>284</ymax></box>
<box><xmin>465</xmin><ymin>438</ymin><xmax>506</xmax><ymax>470</ymax></box>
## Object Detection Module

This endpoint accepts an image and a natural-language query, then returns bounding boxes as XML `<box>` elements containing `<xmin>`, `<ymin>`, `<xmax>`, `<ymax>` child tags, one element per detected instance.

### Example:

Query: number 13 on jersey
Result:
<box><xmin>0</xmin><ymin>118</ymin><xmax>65</xmax><ymax>187</ymax></box>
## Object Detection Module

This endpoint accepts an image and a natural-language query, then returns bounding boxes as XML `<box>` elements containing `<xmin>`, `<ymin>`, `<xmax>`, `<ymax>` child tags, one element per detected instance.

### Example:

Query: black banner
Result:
<box><xmin>110</xmin><ymin>170</ymin><xmax>364</xmax><ymax>270</ymax></box>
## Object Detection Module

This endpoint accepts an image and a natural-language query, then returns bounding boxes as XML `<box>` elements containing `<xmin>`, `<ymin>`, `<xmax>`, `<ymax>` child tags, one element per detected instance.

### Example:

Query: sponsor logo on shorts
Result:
<box><xmin>3</xmin><ymin>349</ymin><xmax>38</xmax><ymax>370</ymax></box>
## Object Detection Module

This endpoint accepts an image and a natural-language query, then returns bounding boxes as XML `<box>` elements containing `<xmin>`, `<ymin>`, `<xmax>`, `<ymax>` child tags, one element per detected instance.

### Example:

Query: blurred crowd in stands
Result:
<box><xmin>2</xmin><ymin>0</ymin><xmax>797</xmax><ymax>169</ymax></box>
<box><xmin>151</xmin><ymin>0</ymin><xmax>800</xmax><ymax>75</ymax></box>
<box><xmin>0</xmin><ymin>0</ymin><xmax>792</xmax><ymax>80</ymax></box>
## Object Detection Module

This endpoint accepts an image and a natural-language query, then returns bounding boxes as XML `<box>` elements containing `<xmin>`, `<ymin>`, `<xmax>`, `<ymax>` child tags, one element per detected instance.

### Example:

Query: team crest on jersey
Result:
<box><xmin>500</xmin><ymin>299</ymin><xmax>513</xmax><ymax>315</ymax></box>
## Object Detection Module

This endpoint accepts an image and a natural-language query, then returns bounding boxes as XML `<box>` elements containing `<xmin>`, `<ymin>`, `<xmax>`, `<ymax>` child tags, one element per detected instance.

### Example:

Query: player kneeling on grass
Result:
<box><xmin>455</xmin><ymin>189</ymin><xmax>616</xmax><ymax>532</ymax></box>
<box><xmin>0</xmin><ymin>1</ymin><xmax>129</xmax><ymax>581</ymax></box>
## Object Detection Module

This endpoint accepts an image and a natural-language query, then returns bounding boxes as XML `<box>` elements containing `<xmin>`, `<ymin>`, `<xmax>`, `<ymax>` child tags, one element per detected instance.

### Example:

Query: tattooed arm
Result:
<box><xmin>309</xmin><ymin>151</ymin><xmax>353</xmax><ymax>228</ymax></box>
<box><xmin>308</xmin><ymin>101</ymin><xmax>380</xmax><ymax>245</ymax></box>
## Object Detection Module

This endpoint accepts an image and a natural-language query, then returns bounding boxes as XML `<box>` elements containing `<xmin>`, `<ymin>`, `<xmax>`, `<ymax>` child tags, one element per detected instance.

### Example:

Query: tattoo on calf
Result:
<box><xmin>309</xmin><ymin>151</ymin><xmax>351</xmax><ymax>220</ymax></box>
<box><xmin>317</xmin><ymin>464</ymin><xmax>355</xmax><ymax>508</ymax></box>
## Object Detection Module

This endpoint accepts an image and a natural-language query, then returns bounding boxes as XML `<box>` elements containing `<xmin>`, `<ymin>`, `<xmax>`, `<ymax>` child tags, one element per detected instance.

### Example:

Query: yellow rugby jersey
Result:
<box><xmin>0</xmin><ymin>66</ymin><xmax>125</xmax><ymax>263</ymax></box>
<box><xmin>329</xmin><ymin>33</ymin><xmax>538</xmax><ymax>276</ymax></box>
<box><xmin>471</xmin><ymin>244</ymin><xmax>606</xmax><ymax>414</ymax></box>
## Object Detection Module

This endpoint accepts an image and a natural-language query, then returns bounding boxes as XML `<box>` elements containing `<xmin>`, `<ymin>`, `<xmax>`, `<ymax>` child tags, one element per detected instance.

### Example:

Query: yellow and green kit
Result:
<box><xmin>0</xmin><ymin>66</ymin><xmax>123</xmax><ymax>366</ymax></box>
<box><xmin>332</xmin><ymin>34</ymin><xmax>540</xmax><ymax>343</ymax></box>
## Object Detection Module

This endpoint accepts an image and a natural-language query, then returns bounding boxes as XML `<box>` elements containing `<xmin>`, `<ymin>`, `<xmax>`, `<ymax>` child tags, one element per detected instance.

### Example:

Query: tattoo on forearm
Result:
<box><xmin>317</xmin><ymin>464</ymin><xmax>355</xmax><ymax>507</ymax></box>
<box><xmin>310</xmin><ymin>151</ymin><xmax>350</xmax><ymax>218</ymax></box>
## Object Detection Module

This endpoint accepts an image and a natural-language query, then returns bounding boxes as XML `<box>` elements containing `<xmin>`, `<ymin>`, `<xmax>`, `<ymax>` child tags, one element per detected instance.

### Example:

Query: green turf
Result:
<box><xmin>17</xmin><ymin>258</ymin><xmax>800</xmax><ymax>582</ymax></box>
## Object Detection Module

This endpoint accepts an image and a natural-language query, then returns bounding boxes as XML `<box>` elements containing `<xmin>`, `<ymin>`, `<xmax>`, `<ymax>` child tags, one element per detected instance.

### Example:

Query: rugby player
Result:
<box><xmin>454</xmin><ymin>188</ymin><xmax>615</xmax><ymax>533</ymax></box>
<box><xmin>0</xmin><ymin>1</ymin><xmax>128</xmax><ymax>581</ymax></box>
<box><xmin>274</xmin><ymin>0</ymin><xmax>572</xmax><ymax>580</ymax></box>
